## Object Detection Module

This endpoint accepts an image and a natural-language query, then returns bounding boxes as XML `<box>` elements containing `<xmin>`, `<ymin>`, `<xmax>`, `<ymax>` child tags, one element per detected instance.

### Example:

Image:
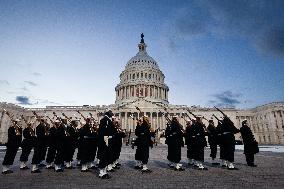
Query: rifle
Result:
<box><xmin>76</xmin><ymin>110</ymin><xmax>87</xmax><ymax>121</ymax></box>
<box><xmin>45</xmin><ymin>115</ymin><xmax>55</xmax><ymax>125</ymax></box>
<box><xmin>135</xmin><ymin>106</ymin><xmax>142</xmax><ymax>114</ymax></box>
<box><xmin>21</xmin><ymin>115</ymin><xmax>30</xmax><ymax>125</ymax></box>
<box><xmin>214</xmin><ymin>106</ymin><xmax>227</xmax><ymax>117</ymax></box>
<box><xmin>182</xmin><ymin>112</ymin><xmax>194</xmax><ymax>121</ymax></box>
<box><xmin>89</xmin><ymin>112</ymin><xmax>95</xmax><ymax>120</ymax></box>
<box><xmin>53</xmin><ymin>112</ymin><xmax>62</xmax><ymax>122</ymax></box>
<box><xmin>3</xmin><ymin>109</ymin><xmax>15</xmax><ymax>122</ymax></box>
<box><xmin>212</xmin><ymin>114</ymin><xmax>221</xmax><ymax>123</ymax></box>
<box><xmin>62</xmin><ymin>112</ymin><xmax>72</xmax><ymax>123</ymax></box>
<box><xmin>4</xmin><ymin>109</ymin><xmax>21</xmax><ymax>135</ymax></box>
<box><xmin>159</xmin><ymin>110</ymin><xmax>171</xmax><ymax>124</ymax></box>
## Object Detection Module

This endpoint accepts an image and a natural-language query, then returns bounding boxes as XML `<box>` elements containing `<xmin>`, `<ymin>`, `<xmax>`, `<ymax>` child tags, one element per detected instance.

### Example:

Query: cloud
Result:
<box><xmin>16</xmin><ymin>96</ymin><xmax>32</xmax><ymax>105</ymax></box>
<box><xmin>0</xmin><ymin>80</ymin><xmax>9</xmax><ymax>85</ymax></box>
<box><xmin>20</xmin><ymin>87</ymin><xmax>29</xmax><ymax>91</ymax></box>
<box><xmin>24</xmin><ymin>81</ymin><xmax>38</xmax><ymax>86</ymax></box>
<box><xmin>172</xmin><ymin>0</ymin><xmax>284</xmax><ymax>57</ymax></box>
<box><xmin>208</xmin><ymin>90</ymin><xmax>242</xmax><ymax>108</ymax></box>
<box><xmin>32</xmin><ymin>72</ymin><xmax>42</xmax><ymax>76</ymax></box>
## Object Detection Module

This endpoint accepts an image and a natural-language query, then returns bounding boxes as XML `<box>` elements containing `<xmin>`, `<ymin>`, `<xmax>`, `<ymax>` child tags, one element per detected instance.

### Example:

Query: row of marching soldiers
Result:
<box><xmin>164</xmin><ymin>110</ymin><xmax>259</xmax><ymax>171</ymax></box>
<box><xmin>1</xmin><ymin>109</ymin><xmax>126</xmax><ymax>179</ymax></box>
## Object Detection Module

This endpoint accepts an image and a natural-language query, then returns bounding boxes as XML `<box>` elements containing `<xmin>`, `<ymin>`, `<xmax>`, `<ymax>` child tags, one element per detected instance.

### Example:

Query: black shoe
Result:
<box><xmin>65</xmin><ymin>166</ymin><xmax>74</xmax><ymax>169</ymax></box>
<box><xmin>31</xmin><ymin>169</ymin><xmax>41</xmax><ymax>173</ymax></box>
<box><xmin>38</xmin><ymin>163</ymin><xmax>46</xmax><ymax>167</ymax></box>
<box><xmin>187</xmin><ymin>163</ymin><xmax>194</xmax><ymax>166</ymax></box>
<box><xmin>168</xmin><ymin>164</ymin><xmax>175</xmax><ymax>168</ymax></box>
<box><xmin>198</xmin><ymin>167</ymin><xmax>208</xmax><ymax>170</ymax></box>
<box><xmin>116</xmin><ymin>163</ymin><xmax>121</xmax><ymax>166</ymax></box>
<box><xmin>227</xmin><ymin>167</ymin><xmax>239</xmax><ymax>170</ymax></box>
<box><xmin>174</xmin><ymin>167</ymin><xmax>185</xmax><ymax>171</ymax></box>
<box><xmin>141</xmin><ymin>169</ymin><xmax>152</xmax><ymax>173</ymax></box>
<box><xmin>77</xmin><ymin>163</ymin><xmax>81</xmax><ymax>167</ymax></box>
<box><xmin>221</xmin><ymin>165</ymin><xmax>227</xmax><ymax>168</ymax></box>
<box><xmin>212</xmin><ymin>163</ymin><xmax>220</xmax><ymax>165</ymax></box>
<box><xmin>55</xmin><ymin>169</ymin><xmax>63</xmax><ymax>172</ymax></box>
<box><xmin>113</xmin><ymin>165</ymin><xmax>120</xmax><ymax>169</ymax></box>
<box><xmin>2</xmin><ymin>170</ymin><xmax>13</xmax><ymax>174</ymax></box>
<box><xmin>134</xmin><ymin>165</ymin><xmax>142</xmax><ymax>169</ymax></box>
<box><xmin>46</xmin><ymin>166</ymin><xmax>55</xmax><ymax>169</ymax></box>
<box><xmin>193</xmin><ymin>164</ymin><xmax>199</xmax><ymax>168</ymax></box>
<box><xmin>81</xmin><ymin>169</ymin><xmax>90</xmax><ymax>172</ymax></box>
<box><xmin>108</xmin><ymin>168</ymin><xmax>115</xmax><ymax>172</ymax></box>
<box><xmin>100</xmin><ymin>174</ymin><xmax>111</xmax><ymax>179</ymax></box>
<box><xmin>20</xmin><ymin>166</ymin><xmax>30</xmax><ymax>170</ymax></box>
<box><xmin>248</xmin><ymin>164</ymin><xmax>257</xmax><ymax>167</ymax></box>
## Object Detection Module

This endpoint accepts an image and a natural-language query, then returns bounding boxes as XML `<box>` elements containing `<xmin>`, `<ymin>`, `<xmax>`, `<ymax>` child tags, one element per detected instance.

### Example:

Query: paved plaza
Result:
<box><xmin>0</xmin><ymin>145</ymin><xmax>284</xmax><ymax>189</ymax></box>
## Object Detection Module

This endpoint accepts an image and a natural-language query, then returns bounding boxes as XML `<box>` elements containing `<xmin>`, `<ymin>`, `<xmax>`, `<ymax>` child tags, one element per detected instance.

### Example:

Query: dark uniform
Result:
<box><xmin>240</xmin><ymin>120</ymin><xmax>258</xmax><ymax>166</ymax></box>
<box><xmin>220</xmin><ymin>117</ymin><xmax>239</xmax><ymax>170</ymax></box>
<box><xmin>207</xmin><ymin>120</ymin><xmax>219</xmax><ymax>164</ymax></box>
<box><xmin>80</xmin><ymin>120</ymin><xmax>97</xmax><ymax>171</ymax></box>
<box><xmin>185</xmin><ymin>121</ymin><xmax>194</xmax><ymax>165</ymax></box>
<box><xmin>64</xmin><ymin>122</ymin><xmax>77</xmax><ymax>168</ymax></box>
<box><xmin>54</xmin><ymin>123</ymin><xmax>66</xmax><ymax>172</ymax></box>
<box><xmin>187</xmin><ymin>118</ymin><xmax>207</xmax><ymax>170</ymax></box>
<box><xmin>89</xmin><ymin>123</ymin><xmax>98</xmax><ymax>168</ymax></box>
<box><xmin>112</xmin><ymin>123</ymin><xmax>126</xmax><ymax>168</ymax></box>
<box><xmin>2</xmin><ymin>123</ymin><xmax>22</xmax><ymax>174</ymax></box>
<box><xmin>45</xmin><ymin>125</ymin><xmax>57</xmax><ymax>168</ymax></box>
<box><xmin>97</xmin><ymin>113</ymin><xmax>115</xmax><ymax>178</ymax></box>
<box><xmin>135</xmin><ymin>117</ymin><xmax>154</xmax><ymax>172</ymax></box>
<box><xmin>31</xmin><ymin>121</ymin><xmax>48</xmax><ymax>171</ymax></box>
<box><xmin>20</xmin><ymin>125</ymin><xmax>35</xmax><ymax>169</ymax></box>
<box><xmin>165</xmin><ymin>118</ymin><xmax>184</xmax><ymax>170</ymax></box>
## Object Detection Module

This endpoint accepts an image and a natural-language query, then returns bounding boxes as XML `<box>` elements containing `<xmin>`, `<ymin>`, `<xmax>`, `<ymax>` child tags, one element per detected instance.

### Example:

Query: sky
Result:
<box><xmin>0</xmin><ymin>0</ymin><xmax>283</xmax><ymax>109</ymax></box>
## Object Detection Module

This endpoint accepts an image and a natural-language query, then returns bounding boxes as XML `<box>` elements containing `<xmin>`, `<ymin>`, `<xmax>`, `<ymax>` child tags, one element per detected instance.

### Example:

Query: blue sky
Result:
<box><xmin>0</xmin><ymin>0</ymin><xmax>283</xmax><ymax>109</ymax></box>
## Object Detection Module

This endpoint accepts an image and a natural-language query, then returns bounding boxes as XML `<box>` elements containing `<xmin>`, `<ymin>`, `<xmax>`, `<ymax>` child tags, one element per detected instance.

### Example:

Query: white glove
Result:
<box><xmin>104</xmin><ymin>136</ymin><xmax>109</xmax><ymax>146</ymax></box>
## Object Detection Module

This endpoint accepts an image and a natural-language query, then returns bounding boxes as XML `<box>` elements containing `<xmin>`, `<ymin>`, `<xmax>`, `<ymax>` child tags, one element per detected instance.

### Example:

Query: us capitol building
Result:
<box><xmin>0</xmin><ymin>36</ymin><xmax>284</xmax><ymax>145</ymax></box>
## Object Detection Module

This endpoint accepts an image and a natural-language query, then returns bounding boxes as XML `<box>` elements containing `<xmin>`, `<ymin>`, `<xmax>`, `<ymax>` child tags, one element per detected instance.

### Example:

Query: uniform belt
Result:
<box><xmin>104</xmin><ymin>136</ymin><xmax>113</xmax><ymax>138</ymax></box>
<box><xmin>84</xmin><ymin>136</ymin><xmax>96</xmax><ymax>139</ymax></box>
<box><xmin>223</xmin><ymin>132</ymin><xmax>231</xmax><ymax>135</ymax></box>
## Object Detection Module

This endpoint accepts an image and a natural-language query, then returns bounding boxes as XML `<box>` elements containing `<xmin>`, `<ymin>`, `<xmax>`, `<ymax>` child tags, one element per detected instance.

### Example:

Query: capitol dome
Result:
<box><xmin>115</xmin><ymin>34</ymin><xmax>169</xmax><ymax>106</ymax></box>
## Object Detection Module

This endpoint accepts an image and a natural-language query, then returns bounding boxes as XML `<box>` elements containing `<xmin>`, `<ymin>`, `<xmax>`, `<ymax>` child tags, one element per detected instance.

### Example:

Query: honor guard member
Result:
<box><xmin>240</xmin><ymin>119</ymin><xmax>259</xmax><ymax>167</ymax></box>
<box><xmin>45</xmin><ymin>120</ymin><xmax>58</xmax><ymax>169</ymax></box>
<box><xmin>97</xmin><ymin>110</ymin><xmax>115</xmax><ymax>179</ymax></box>
<box><xmin>79</xmin><ymin>118</ymin><xmax>96</xmax><ymax>172</ymax></box>
<box><xmin>134</xmin><ymin>115</ymin><xmax>154</xmax><ymax>173</ymax></box>
<box><xmin>185</xmin><ymin>119</ymin><xmax>195</xmax><ymax>166</ymax></box>
<box><xmin>20</xmin><ymin>122</ymin><xmax>35</xmax><ymax>170</ymax></box>
<box><xmin>112</xmin><ymin>117</ymin><xmax>126</xmax><ymax>169</ymax></box>
<box><xmin>207</xmin><ymin>119</ymin><xmax>219</xmax><ymax>165</ymax></box>
<box><xmin>220</xmin><ymin>116</ymin><xmax>239</xmax><ymax>170</ymax></box>
<box><xmin>63</xmin><ymin>118</ymin><xmax>76</xmax><ymax>169</ymax></box>
<box><xmin>215</xmin><ymin>118</ymin><xmax>226</xmax><ymax>167</ymax></box>
<box><xmin>31</xmin><ymin>118</ymin><xmax>48</xmax><ymax>173</ymax></box>
<box><xmin>188</xmin><ymin>116</ymin><xmax>207</xmax><ymax>170</ymax></box>
<box><xmin>88</xmin><ymin>119</ymin><xmax>98</xmax><ymax>169</ymax></box>
<box><xmin>2</xmin><ymin>119</ymin><xmax>22</xmax><ymax>174</ymax></box>
<box><xmin>165</xmin><ymin>116</ymin><xmax>185</xmax><ymax>171</ymax></box>
<box><xmin>76</xmin><ymin>120</ymin><xmax>83</xmax><ymax>167</ymax></box>
<box><xmin>54</xmin><ymin>119</ymin><xmax>66</xmax><ymax>172</ymax></box>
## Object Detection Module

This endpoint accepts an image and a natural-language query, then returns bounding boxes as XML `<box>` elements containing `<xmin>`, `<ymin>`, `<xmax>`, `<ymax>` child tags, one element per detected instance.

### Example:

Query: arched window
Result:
<box><xmin>149</xmin><ymin>74</ymin><xmax>151</xmax><ymax>79</ymax></box>
<box><xmin>145</xmin><ymin>73</ymin><xmax>147</xmax><ymax>79</ymax></box>
<box><xmin>137</xmin><ymin>73</ymin><xmax>139</xmax><ymax>78</ymax></box>
<box><xmin>141</xmin><ymin>72</ymin><xmax>143</xmax><ymax>78</ymax></box>
<box><xmin>133</xmin><ymin>74</ymin><xmax>135</xmax><ymax>79</ymax></box>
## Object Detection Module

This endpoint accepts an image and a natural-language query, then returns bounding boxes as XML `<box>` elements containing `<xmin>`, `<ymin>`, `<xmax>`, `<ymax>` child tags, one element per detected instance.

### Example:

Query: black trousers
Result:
<box><xmin>167</xmin><ymin>144</ymin><xmax>181</xmax><ymax>163</ymax></box>
<box><xmin>97</xmin><ymin>144</ymin><xmax>113</xmax><ymax>168</ymax></box>
<box><xmin>135</xmin><ymin>144</ymin><xmax>149</xmax><ymax>164</ymax></box>
<box><xmin>64</xmin><ymin>140</ymin><xmax>76</xmax><ymax>162</ymax></box>
<box><xmin>54</xmin><ymin>144</ymin><xmax>65</xmax><ymax>165</ymax></box>
<box><xmin>245</xmin><ymin>153</ymin><xmax>255</xmax><ymax>165</ymax></box>
<box><xmin>113</xmin><ymin>143</ymin><xmax>122</xmax><ymax>162</ymax></box>
<box><xmin>187</xmin><ymin>145</ymin><xmax>194</xmax><ymax>159</ymax></box>
<box><xmin>32</xmin><ymin>141</ymin><xmax>43</xmax><ymax>165</ymax></box>
<box><xmin>191</xmin><ymin>147</ymin><xmax>204</xmax><ymax>162</ymax></box>
<box><xmin>2</xmin><ymin>145</ymin><xmax>19</xmax><ymax>165</ymax></box>
<box><xmin>20</xmin><ymin>141</ymin><xmax>33</xmax><ymax>162</ymax></box>
<box><xmin>46</xmin><ymin>146</ymin><xmax>56</xmax><ymax>164</ymax></box>
<box><xmin>209</xmin><ymin>143</ymin><xmax>217</xmax><ymax>159</ymax></box>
